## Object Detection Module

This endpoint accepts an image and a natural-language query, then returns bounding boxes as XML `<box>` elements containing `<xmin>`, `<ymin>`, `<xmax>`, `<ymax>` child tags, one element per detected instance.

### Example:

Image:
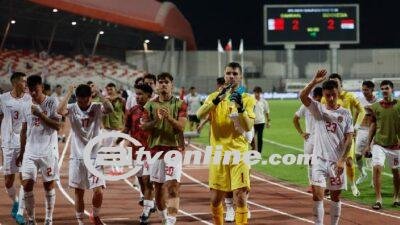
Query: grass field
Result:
<box><xmin>191</xmin><ymin>99</ymin><xmax>400</xmax><ymax>211</ymax></box>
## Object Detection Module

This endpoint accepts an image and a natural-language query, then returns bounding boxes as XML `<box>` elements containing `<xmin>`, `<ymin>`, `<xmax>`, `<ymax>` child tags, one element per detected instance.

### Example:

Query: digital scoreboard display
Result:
<box><xmin>263</xmin><ymin>4</ymin><xmax>359</xmax><ymax>45</ymax></box>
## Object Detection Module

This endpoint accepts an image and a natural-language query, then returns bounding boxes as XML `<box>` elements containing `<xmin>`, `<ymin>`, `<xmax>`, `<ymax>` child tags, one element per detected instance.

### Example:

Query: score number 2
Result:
<box><xmin>327</xmin><ymin>19</ymin><xmax>335</xmax><ymax>30</ymax></box>
<box><xmin>292</xmin><ymin>19</ymin><xmax>299</xmax><ymax>31</ymax></box>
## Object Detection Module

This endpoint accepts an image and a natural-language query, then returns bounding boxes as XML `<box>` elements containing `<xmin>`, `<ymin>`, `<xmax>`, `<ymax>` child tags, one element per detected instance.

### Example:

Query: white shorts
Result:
<box><xmin>150</xmin><ymin>158</ymin><xmax>182</xmax><ymax>183</ymax></box>
<box><xmin>311</xmin><ymin>157</ymin><xmax>347</xmax><ymax>191</ymax></box>
<box><xmin>304</xmin><ymin>135</ymin><xmax>314</xmax><ymax>155</ymax></box>
<box><xmin>69</xmin><ymin>159</ymin><xmax>106</xmax><ymax>190</ymax></box>
<box><xmin>2</xmin><ymin>148</ymin><xmax>21</xmax><ymax>175</ymax></box>
<box><xmin>371</xmin><ymin>145</ymin><xmax>400</xmax><ymax>169</ymax></box>
<box><xmin>21</xmin><ymin>154</ymin><xmax>59</xmax><ymax>182</ymax></box>
<box><xmin>133</xmin><ymin>159</ymin><xmax>150</xmax><ymax>177</ymax></box>
<box><xmin>355</xmin><ymin>129</ymin><xmax>369</xmax><ymax>155</ymax></box>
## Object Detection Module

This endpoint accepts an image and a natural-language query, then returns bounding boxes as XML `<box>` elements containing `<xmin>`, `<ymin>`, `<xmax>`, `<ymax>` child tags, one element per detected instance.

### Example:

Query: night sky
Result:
<box><xmin>167</xmin><ymin>0</ymin><xmax>398</xmax><ymax>50</ymax></box>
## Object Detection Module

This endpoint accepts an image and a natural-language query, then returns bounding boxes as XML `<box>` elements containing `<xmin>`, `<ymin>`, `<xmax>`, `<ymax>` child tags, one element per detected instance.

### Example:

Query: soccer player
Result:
<box><xmin>321</xmin><ymin>73</ymin><xmax>364</xmax><ymax>197</ymax></box>
<box><xmin>197</xmin><ymin>62</ymin><xmax>256</xmax><ymax>225</ymax></box>
<box><xmin>363</xmin><ymin>80</ymin><xmax>400</xmax><ymax>210</ymax></box>
<box><xmin>57</xmin><ymin>84</ymin><xmax>113</xmax><ymax>224</ymax></box>
<box><xmin>17</xmin><ymin>75</ymin><xmax>63</xmax><ymax>225</ymax></box>
<box><xmin>184</xmin><ymin>86</ymin><xmax>202</xmax><ymax>131</ymax></box>
<box><xmin>141</xmin><ymin>72</ymin><xmax>187</xmax><ymax>225</ymax></box>
<box><xmin>117</xmin><ymin>83</ymin><xmax>155</xmax><ymax>224</ymax></box>
<box><xmin>252</xmin><ymin>86</ymin><xmax>270</xmax><ymax>153</ymax></box>
<box><xmin>300</xmin><ymin>70</ymin><xmax>354</xmax><ymax>225</ymax></box>
<box><xmin>0</xmin><ymin>72</ymin><xmax>30</xmax><ymax>225</ymax></box>
<box><xmin>102</xmin><ymin>82</ymin><xmax>126</xmax><ymax>174</ymax></box>
<box><xmin>293</xmin><ymin>86</ymin><xmax>323</xmax><ymax>193</ymax></box>
<box><xmin>355</xmin><ymin>81</ymin><xmax>377</xmax><ymax>185</ymax></box>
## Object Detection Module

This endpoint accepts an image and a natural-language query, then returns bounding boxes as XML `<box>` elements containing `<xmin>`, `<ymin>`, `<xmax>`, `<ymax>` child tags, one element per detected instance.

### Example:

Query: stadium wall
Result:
<box><xmin>124</xmin><ymin>48</ymin><xmax>400</xmax><ymax>93</ymax></box>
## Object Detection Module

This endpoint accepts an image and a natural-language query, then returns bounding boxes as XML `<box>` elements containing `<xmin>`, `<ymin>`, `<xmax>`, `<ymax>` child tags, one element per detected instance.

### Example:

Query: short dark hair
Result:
<box><xmin>134</xmin><ymin>77</ymin><xmax>144</xmax><ymax>85</ymax></box>
<box><xmin>27</xmin><ymin>75</ymin><xmax>42</xmax><ymax>89</ymax></box>
<box><xmin>157</xmin><ymin>72</ymin><xmax>174</xmax><ymax>82</ymax></box>
<box><xmin>56</xmin><ymin>84</ymin><xmax>62</xmax><ymax>88</ymax></box>
<box><xmin>189</xmin><ymin>86</ymin><xmax>196</xmax><ymax>90</ymax></box>
<box><xmin>328</xmin><ymin>73</ymin><xmax>342</xmax><ymax>84</ymax></box>
<box><xmin>216</xmin><ymin>77</ymin><xmax>225</xmax><ymax>86</ymax></box>
<box><xmin>106</xmin><ymin>83</ymin><xmax>116</xmax><ymax>88</ymax></box>
<box><xmin>362</xmin><ymin>80</ymin><xmax>375</xmax><ymax>89</ymax></box>
<box><xmin>322</xmin><ymin>80</ymin><xmax>339</xmax><ymax>91</ymax></box>
<box><xmin>87</xmin><ymin>81</ymin><xmax>93</xmax><ymax>85</ymax></box>
<box><xmin>44</xmin><ymin>83</ymin><xmax>51</xmax><ymax>91</ymax></box>
<box><xmin>313</xmin><ymin>87</ymin><xmax>323</xmax><ymax>97</ymax></box>
<box><xmin>225</xmin><ymin>62</ymin><xmax>242</xmax><ymax>74</ymax></box>
<box><xmin>143</xmin><ymin>73</ymin><xmax>156</xmax><ymax>83</ymax></box>
<box><xmin>134</xmin><ymin>84</ymin><xmax>153</xmax><ymax>95</ymax></box>
<box><xmin>380</xmin><ymin>80</ymin><xmax>394</xmax><ymax>89</ymax></box>
<box><xmin>253</xmin><ymin>86</ymin><xmax>262</xmax><ymax>93</ymax></box>
<box><xmin>10</xmin><ymin>72</ymin><xmax>26</xmax><ymax>84</ymax></box>
<box><xmin>75</xmin><ymin>84</ymin><xmax>92</xmax><ymax>97</ymax></box>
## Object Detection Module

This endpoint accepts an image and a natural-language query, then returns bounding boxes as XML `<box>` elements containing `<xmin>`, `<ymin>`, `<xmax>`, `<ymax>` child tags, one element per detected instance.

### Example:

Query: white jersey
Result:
<box><xmin>67</xmin><ymin>103</ymin><xmax>103</xmax><ymax>159</ymax></box>
<box><xmin>295</xmin><ymin>104</ymin><xmax>315</xmax><ymax>135</ymax></box>
<box><xmin>254</xmin><ymin>98</ymin><xmax>270</xmax><ymax>124</ymax></box>
<box><xmin>184</xmin><ymin>94</ymin><xmax>202</xmax><ymax>115</ymax></box>
<box><xmin>125</xmin><ymin>90</ymin><xmax>137</xmax><ymax>111</ymax></box>
<box><xmin>307</xmin><ymin>100</ymin><xmax>354</xmax><ymax>162</ymax></box>
<box><xmin>23</xmin><ymin>96</ymin><xmax>60</xmax><ymax>159</ymax></box>
<box><xmin>357</xmin><ymin>95</ymin><xmax>378</xmax><ymax>129</ymax></box>
<box><xmin>0</xmin><ymin>92</ymin><xmax>32</xmax><ymax>148</ymax></box>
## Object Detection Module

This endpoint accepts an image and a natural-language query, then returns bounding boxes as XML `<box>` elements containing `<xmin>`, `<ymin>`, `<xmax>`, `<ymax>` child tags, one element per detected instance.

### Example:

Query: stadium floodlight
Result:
<box><xmin>99</xmin><ymin>31</ymin><xmax>104</xmax><ymax>35</ymax></box>
<box><xmin>144</xmin><ymin>39</ymin><xmax>150</xmax><ymax>44</ymax></box>
<box><xmin>52</xmin><ymin>8</ymin><xmax>58</xmax><ymax>13</ymax></box>
<box><xmin>71</xmin><ymin>21</ymin><xmax>77</xmax><ymax>26</ymax></box>
<box><xmin>10</xmin><ymin>20</ymin><xmax>16</xmax><ymax>24</ymax></box>
<box><xmin>164</xmin><ymin>35</ymin><xmax>169</xmax><ymax>40</ymax></box>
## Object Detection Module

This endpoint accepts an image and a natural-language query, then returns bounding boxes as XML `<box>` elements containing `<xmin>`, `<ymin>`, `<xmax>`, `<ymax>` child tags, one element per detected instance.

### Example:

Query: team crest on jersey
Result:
<box><xmin>337</xmin><ymin>116</ymin><xmax>343</xmax><ymax>123</ymax></box>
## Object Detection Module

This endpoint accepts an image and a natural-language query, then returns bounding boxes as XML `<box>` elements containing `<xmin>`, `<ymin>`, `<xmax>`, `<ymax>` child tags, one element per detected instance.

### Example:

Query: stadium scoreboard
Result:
<box><xmin>263</xmin><ymin>4</ymin><xmax>359</xmax><ymax>45</ymax></box>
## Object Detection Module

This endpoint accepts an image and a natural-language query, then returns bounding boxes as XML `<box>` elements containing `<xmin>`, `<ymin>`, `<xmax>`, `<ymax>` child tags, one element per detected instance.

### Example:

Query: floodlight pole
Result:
<box><xmin>180</xmin><ymin>41</ymin><xmax>187</xmax><ymax>87</ymax></box>
<box><xmin>285</xmin><ymin>44</ymin><xmax>295</xmax><ymax>79</ymax></box>
<box><xmin>47</xmin><ymin>23</ymin><xmax>58</xmax><ymax>53</ymax></box>
<box><xmin>91</xmin><ymin>32</ymin><xmax>101</xmax><ymax>56</ymax></box>
<box><xmin>330</xmin><ymin>43</ymin><xmax>340</xmax><ymax>74</ymax></box>
<box><xmin>0</xmin><ymin>21</ymin><xmax>11</xmax><ymax>52</ymax></box>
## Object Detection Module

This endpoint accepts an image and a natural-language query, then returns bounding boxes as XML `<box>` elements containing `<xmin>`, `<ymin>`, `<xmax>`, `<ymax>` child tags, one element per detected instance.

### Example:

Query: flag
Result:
<box><xmin>268</xmin><ymin>18</ymin><xmax>285</xmax><ymax>31</ymax></box>
<box><xmin>238</xmin><ymin>39</ymin><xmax>244</xmax><ymax>55</ymax></box>
<box><xmin>225</xmin><ymin>39</ymin><xmax>232</xmax><ymax>51</ymax></box>
<box><xmin>217</xmin><ymin>40</ymin><xmax>224</xmax><ymax>53</ymax></box>
<box><xmin>341</xmin><ymin>19</ymin><xmax>355</xmax><ymax>29</ymax></box>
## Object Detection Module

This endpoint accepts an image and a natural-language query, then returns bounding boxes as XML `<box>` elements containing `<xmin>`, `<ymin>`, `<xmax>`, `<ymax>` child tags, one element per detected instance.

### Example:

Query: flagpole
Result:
<box><xmin>240</xmin><ymin>39</ymin><xmax>245</xmax><ymax>87</ymax></box>
<box><xmin>217</xmin><ymin>39</ymin><xmax>222</xmax><ymax>76</ymax></box>
<box><xmin>228</xmin><ymin>39</ymin><xmax>233</xmax><ymax>63</ymax></box>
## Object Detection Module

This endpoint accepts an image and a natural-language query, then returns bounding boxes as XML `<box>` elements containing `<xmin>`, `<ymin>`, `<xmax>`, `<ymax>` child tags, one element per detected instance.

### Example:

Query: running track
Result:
<box><xmin>1</xmin><ymin>132</ymin><xmax>400</xmax><ymax>224</ymax></box>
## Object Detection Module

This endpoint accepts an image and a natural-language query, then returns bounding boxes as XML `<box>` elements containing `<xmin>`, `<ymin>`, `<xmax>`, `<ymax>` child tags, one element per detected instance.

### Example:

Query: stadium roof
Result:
<box><xmin>29</xmin><ymin>0</ymin><xmax>196</xmax><ymax>50</ymax></box>
<box><xmin>0</xmin><ymin>0</ymin><xmax>195</xmax><ymax>59</ymax></box>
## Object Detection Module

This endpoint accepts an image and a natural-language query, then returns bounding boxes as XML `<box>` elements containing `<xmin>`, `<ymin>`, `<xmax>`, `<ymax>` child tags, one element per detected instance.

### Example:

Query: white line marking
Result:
<box><xmin>56</xmin><ymin>133</ymin><xmax>92</xmax><ymax>217</ymax></box>
<box><xmin>181</xmin><ymin>170</ymin><xmax>313</xmax><ymax>223</ymax></box>
<box><xmin>124</xmin><ymin>178</ymin><xmax>213</xmax><ymax>225</ymax></box>
<box><xmin>189</xmin><ymin>143</ymin><xmax>400</xmax><ymax>220</ymax></box>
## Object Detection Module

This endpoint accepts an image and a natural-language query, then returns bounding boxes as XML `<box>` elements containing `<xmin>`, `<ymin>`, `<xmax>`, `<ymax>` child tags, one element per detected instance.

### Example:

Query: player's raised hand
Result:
<box><xmin>312</xmin><ymin>69</ymin><xmax>327</xmax><ymax>84</ymax></box>
<box><xmin>68</xmin><ymin>84</ymin><xmax>76</xmax><ymax>93</ymax></box>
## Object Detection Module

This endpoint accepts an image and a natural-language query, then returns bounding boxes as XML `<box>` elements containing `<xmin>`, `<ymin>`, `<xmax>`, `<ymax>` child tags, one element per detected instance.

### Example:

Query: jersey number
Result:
<box><xmin>325</xmin><ymin>122</ymin><xmax>337</xmax><ymax>133</ymax></box>
<box><xmin>13</xmin><ymin>111</ymin><xmax>19</xmax><ymax>120</ymax></box>
<box><xmin>81</xmin><ymin>118</ymin><xmax>90</xmax><ymax>128</ymax></box>
<box><xmin>165</xmin><ymin>166</ymin><xmax>175</xmax><ymax>176</ymax></box>
<box><xmin>330</xmin><ymin>176</ymin><xmax>342</xmax><ymax>186</ymax></box>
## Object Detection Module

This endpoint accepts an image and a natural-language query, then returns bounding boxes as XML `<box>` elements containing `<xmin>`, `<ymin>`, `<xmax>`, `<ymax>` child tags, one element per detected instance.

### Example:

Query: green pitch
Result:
<box><xmin>192</xmin><ymin>99</ymin><xmax>400</xmax><ymax>211</ymax></box>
